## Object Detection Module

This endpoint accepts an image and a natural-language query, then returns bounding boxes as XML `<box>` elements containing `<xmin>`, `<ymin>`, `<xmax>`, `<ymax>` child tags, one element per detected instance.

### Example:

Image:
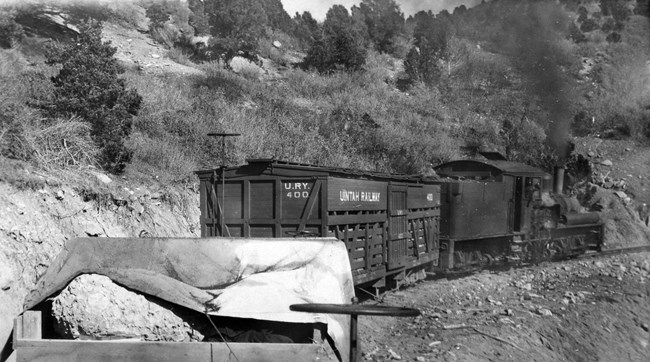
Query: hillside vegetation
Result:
<box><xmin>0</xmin><ymin>0</ymin><xmax>649</xmax><ymax>183</ymax></box>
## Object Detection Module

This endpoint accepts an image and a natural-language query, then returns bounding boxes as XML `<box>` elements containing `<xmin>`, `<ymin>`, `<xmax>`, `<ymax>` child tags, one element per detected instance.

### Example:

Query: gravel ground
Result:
<box><xmin>358</xmin><ymin>251</ymin><xmax>650</xmax><ymax>361</ymax></box>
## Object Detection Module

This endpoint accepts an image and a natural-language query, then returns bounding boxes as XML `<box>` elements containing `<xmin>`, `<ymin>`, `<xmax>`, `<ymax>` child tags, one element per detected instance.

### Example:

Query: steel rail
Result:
<box><xmin>577</xmin><ymin>244</ymin><xmax>650</xmax><ymax>260</ymax></box>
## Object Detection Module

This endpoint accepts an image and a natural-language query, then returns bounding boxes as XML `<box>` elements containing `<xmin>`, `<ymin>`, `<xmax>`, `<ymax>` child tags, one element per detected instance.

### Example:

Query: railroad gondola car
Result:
<box><xmin>196</xmin><ymin>159</ymin><xmax>441</xmax><ymax>288</ymax></box>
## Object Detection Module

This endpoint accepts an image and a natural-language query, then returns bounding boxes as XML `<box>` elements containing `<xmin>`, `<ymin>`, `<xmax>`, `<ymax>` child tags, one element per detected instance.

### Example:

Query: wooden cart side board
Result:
<box><xmin>15</xmin><ymin>340</ymin><xmax>333</xmax><ymax>362</ymax></box>
<box><xmin>14</xmin><ymin>311</ymin><xmax>41</xmax><ymax>345</ymax></box>
<box><xmin>14</xmin><ymin>312</ymin><xmax>337</xmax><ymax>362</ymax></box>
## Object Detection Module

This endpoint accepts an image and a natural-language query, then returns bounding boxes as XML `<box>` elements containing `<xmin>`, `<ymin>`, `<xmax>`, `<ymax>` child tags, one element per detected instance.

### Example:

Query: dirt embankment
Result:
<box><xmin>0</xmin><ymin>160</ymin><xmax>200</xmax><ymax>360</ymax></box>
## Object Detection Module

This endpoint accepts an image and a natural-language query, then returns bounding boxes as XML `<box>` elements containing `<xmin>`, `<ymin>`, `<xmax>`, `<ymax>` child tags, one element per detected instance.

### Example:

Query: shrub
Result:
<box><xmin>146</xmin><ymin>1</ymin><xmax>170</xmax><ymax>29</ymax></box>
<box><xmin>165</xmin><ymin>46</ymin><xmax>193</xmax><ymax>66</ymax></box>
<box><xmin>601</xmin><ymin>17</ymin><xmax>616</xmax><ymax>32</ymax></box>
<box><xmin>568</xmin><ymin>22</ymin><xmax>587</xmax><ymax>43</ymax></box>
<box><xmin>580</xmin><ymin>18</ymin><xmax>600</xmax><ymax>32</ymax></box>
<box><xmin>44</xmin><ymin>19</ymin><xmax>142</xmax><ymax>173</ymax></box>
<box><xmin>0</xmin><ymin>10</ymin><xmax>24</xmax><ymax>48</ymax></box>
<box><xmin>606</xmin><ymin>31</ymin><xmax>622</xmax><ymax>43</ymax></box>
<box><xmin>635</xmin><ymin>0</ymin><xmax>650</xmax><ymax>16</ymax></box>
<box><xmin>144</xmin><ymin>0</ymin><xmax>194</xmax><ymax>49</ymax></box>
<box><xmin>571</xmin><ymin>110</ymin><xmax>594</xmax><ymax>137</ymax></box>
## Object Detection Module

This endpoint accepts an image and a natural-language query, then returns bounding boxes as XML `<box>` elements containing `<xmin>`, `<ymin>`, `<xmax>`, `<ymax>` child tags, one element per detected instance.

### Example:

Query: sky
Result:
<box><xmin>280</xmin><ymin>0</ymin><xmax>483</xmax><ymax>20</ymax></box>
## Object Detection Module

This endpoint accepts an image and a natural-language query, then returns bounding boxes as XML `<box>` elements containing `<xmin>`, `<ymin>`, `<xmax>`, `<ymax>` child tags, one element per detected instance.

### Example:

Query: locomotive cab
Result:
<box><xmin>434</xmin><ymin>159</ymin><xmax>550</xmax><ymax>237</ymax></box>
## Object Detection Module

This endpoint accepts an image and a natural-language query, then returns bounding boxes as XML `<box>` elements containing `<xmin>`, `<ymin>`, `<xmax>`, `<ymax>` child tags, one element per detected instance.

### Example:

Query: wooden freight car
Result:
<box><xmin>196</xmin><ymin>159</ymin><xmax>440</xmax><ymax>287</ymax></box>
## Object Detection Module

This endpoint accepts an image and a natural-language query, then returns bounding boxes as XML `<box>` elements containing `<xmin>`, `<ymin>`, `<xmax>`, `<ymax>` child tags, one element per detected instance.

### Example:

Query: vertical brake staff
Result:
<box><xmin>207</xmin><ymin>132</ymin><xmax>240</xmax><ymax>237</ymax></box>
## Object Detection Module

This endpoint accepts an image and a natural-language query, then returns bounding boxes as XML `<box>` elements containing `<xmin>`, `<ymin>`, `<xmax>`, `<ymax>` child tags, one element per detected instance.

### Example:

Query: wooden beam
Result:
<box><xmin>15</xmin><ymin>340</ymin><xmax>211</xmax><ymax>362</ymax></box>
<box><xmin>328</xmin><ymin>214</ymin><xmax>385</xmax><ymax>225</ymax></box>
<box><xmin>14</xmin><ymin>340</ymin><xmax>336</xmax><ymax>362</ymax></box>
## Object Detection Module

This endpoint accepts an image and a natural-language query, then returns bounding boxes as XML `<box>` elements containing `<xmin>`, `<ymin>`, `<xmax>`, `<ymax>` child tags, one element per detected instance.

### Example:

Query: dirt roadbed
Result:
<box><xmin>359</xmin><ymin>251</ymin><xmax>650</xmax><ymax>361</ymax></box>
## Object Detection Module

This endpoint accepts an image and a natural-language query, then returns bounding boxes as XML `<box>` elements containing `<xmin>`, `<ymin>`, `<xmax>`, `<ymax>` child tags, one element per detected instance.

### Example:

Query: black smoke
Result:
<box><xmin>497</xmin><ymin>1</ymin><xmax>577</xmax><ymax>162</ymax></box>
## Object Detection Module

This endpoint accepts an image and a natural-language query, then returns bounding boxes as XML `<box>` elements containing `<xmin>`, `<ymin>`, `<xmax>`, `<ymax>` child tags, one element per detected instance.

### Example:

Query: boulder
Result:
<box><xmin>229</xmin><ymin>56</ymin><xmax>263</xmax><ymax>75</ymax></box>
<box><xmin>51</xmin><ymin>274</ymin><xmax>207</xmax><ymax>342</ymax></box>
<box><xmin>93</xmin><ymin>172</ymin><xmax>112</xmax><ymax>184</ymax></box>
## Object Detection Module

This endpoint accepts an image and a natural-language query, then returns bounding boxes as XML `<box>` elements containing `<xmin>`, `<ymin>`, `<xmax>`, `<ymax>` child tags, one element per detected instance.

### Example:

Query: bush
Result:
<box><xmin>44</xmin><ymin>19</ymin><xmax>142</xmax><ymax>173</ymax></box>
<box><xmin>568</xmin><ymin>22</ymin><xmax>587</xmax><ymax>43</ymax></box>
<box><xmin>580</xmin><ymin>18</ymin><xmax>600</xmax><ymax>32</ymax></box>
<box><xmin>146</xmin><ymin>1</ymin><xmax>170</xmax><ymax>29</ymax></box>
<box><xmin>606</xmin><ymin>31</ymin><xmax>622</xmax><ymax>43</ymax></box>
<box><xmin>0</xmin><ymin>11</ymin><xmax>25</xmax><ymax>48</ymax></box>
<box><xmin>165</xmin><ymin>46</ymin><xmax>194</xmax><ymax>66</ymax></box>
<box><xmin>601</xmin><ymin>17</ymin><xmax>616</xmax><ymax>32</ymax></box>
<box><xmin>144</xmin><ymin>0</ymin><xmax>194</xmax><ymax>50</ymax></box>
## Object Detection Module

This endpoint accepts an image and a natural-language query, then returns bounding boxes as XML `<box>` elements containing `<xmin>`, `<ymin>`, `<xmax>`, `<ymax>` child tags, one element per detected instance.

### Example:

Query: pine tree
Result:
<box><xmin>357</xmin><ymin>0</ymin><xmax>405</xmax><ymax>54</ymax></box>
<box><xmin>45</xmin><ymin>19</ymin><xmax>141</xmax><ymax>173</ymax></box>
<box><xmin>404</xmin><ymin>11</ymin><xmax>453</xmax><ymax>86</ymax></box>
<box><xmin>302</xmin><ymin>5</ymin><xmax>367</xmax><ymax>73</ymax></box>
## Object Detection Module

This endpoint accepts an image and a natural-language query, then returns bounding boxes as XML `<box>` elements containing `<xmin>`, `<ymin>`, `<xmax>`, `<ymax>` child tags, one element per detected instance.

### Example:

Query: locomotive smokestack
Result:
<box><xmin>553</xmin><ymin>166</ymin><xmax>565</xmax><ymax>194</ymax></box>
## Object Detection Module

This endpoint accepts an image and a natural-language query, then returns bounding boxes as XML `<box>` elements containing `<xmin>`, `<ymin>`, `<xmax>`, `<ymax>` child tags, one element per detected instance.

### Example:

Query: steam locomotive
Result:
<box><xmin>196</xmin><ymin>157</ymin><xmax>603</xmax><ymax>288</ymax></box>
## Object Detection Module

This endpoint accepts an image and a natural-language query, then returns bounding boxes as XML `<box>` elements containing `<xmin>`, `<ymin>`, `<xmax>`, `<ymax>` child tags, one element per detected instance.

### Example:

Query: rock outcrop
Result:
<box><xmin>51</xmin><ymin>274</ymin><xmax>208</xmax><ymax>342</ymax></box>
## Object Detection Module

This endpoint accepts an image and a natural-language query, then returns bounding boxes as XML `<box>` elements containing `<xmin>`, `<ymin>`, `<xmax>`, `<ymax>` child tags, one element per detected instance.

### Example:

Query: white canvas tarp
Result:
<box><xmin>24</xmin><ymin>237</ymin><xmax>354</xmax><ymax>360</ymax></box>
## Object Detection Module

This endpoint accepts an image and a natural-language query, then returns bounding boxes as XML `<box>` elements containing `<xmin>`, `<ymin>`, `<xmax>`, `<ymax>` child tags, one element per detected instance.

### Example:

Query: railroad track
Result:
<box><xmin>577</xmin><ymin>244</ymin><xmax>650</xmax><ymax>260</ymax></box>
<box><xmin>358</xmin><ymin>244</ymin><xmax>650</xmax><ymax>301</ymax></box>
<box><xmin>418</xmin><ymin>244</ymin><xmax>650</xmax><ymax>281</ymax></box>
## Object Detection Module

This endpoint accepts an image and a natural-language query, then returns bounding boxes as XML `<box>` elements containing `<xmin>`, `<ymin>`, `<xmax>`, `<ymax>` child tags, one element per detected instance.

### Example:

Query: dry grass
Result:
<box><xmin>165</xmin><ymin>47</ymin><xmax>194</xmax><ymax>66</ymax></box>
<box><xmin>29</xmin><ymin>117</ymin><xmax>99</xmax><ymax>169</ymax></box>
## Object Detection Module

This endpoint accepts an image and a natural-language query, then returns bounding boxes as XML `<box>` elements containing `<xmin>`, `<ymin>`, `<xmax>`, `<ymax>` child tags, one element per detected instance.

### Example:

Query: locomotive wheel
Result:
<box><xmin>540</xmin><ymin>240</ymin><xmax>552</xmax><ymax>261</ymax></box>
<box><xmin>454</xmin><ymin>251</ymin><xmax>468</xmax><ymax>269</ymax></box>
<box><xmin>470</xmin><ymin>250</ymin><xmax>483</xmax><ymax>266</ymax></box>
<box><xmin>483</xmin><ymin>253</ymin><xmax>495</xmax><ymax>266</ymax></box>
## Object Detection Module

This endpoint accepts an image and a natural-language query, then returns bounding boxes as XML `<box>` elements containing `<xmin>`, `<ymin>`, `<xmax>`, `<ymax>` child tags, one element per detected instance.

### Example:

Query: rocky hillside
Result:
<box><xmin>0</xmin><ymin>159</ymin><xmax>200</xmax><ymax>360</ymax></box>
